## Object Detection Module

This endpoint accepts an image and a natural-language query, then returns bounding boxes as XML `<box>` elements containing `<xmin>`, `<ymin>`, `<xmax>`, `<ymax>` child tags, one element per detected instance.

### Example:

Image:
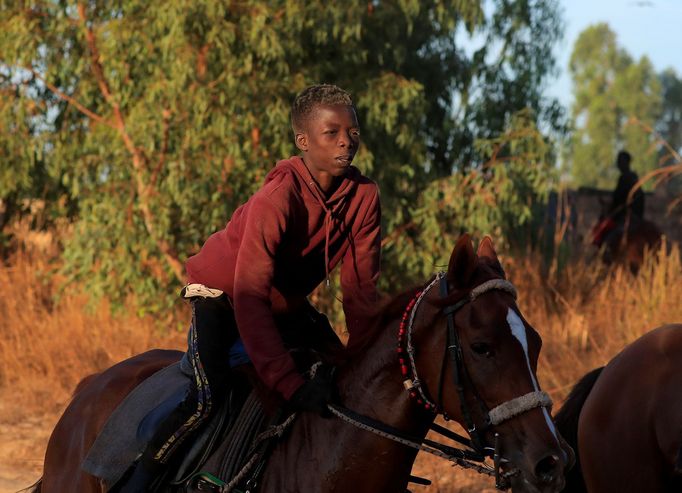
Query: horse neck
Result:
<box><xmin>336</xmin><ymin>316</ymin><xmax>432</xmax><ymax>437</ymax></box>
<box><xmin>261</xmin><ymin>316</ymin><xmax>437</xmax><ymax>492</ymax></box>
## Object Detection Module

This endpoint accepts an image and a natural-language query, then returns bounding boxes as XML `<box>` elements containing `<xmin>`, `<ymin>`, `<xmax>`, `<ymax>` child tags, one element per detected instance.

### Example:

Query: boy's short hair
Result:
<box><xmin>291</xmin><ymin>84</ymin><xmax>354</xmax><ymax>133</ymax></box>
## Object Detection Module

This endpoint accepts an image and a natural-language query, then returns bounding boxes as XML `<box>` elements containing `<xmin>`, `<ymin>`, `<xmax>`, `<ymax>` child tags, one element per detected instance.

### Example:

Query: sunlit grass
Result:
<box><xmin>0</xmin><ymin>250</ymin><xmax>185</xmax><ymax>418</ymax></box>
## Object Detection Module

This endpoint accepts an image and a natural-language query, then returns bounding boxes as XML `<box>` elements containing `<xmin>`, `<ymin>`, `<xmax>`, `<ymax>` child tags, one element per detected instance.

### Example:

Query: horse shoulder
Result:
<box><xmin>578</xmin><ymin>336</ymin><xmax>659</xmax><ymax>490</ymax></box>
<box><xmin>579</xmin><ymin>326</ymin><xmax>682</xmax><ymax>491</ymax></box>
<box><xmin>649</xmin><ymin>325</ymin><xmax>682</xmax><ymax>475</ymax></box>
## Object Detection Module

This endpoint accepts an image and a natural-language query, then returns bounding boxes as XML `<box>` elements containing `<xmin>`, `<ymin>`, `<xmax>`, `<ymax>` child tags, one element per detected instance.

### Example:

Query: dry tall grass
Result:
<box><xmin>519</xmin><ymin>242</ymin><xmax>682</xmax><ymax>401</ymax></box>
<box><xmin>0</xmin><ymin>242</ymin><xmax>680</xmax><ymax>492</ymax></box>
<box><xmin>0</xmin><ymin>251</ymin><xmax>185</xmax><ymax>419</ymax></box>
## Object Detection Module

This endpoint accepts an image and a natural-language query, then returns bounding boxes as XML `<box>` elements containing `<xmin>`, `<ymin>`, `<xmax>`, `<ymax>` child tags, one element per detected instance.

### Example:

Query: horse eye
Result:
<box><xmin>471</xmin><ymin>342</ymin><xmax>494</xmax><ymax>358</ymax></box>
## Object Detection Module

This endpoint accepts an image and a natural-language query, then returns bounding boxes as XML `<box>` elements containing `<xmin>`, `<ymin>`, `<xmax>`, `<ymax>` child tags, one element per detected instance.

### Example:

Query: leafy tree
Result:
<box><xmin>658</xmin><ymin>68</ymin><xmax>682</xmax><ymax>157</ymax></box>
<box><xmin>0</xmin><ymin>67</ymin><xmax>73</xmax><ymax>245</ymax></box>
<box><xmin>456</xmin><ymin>0</ymin><xmax>566</xmax><ymax>164</ymax></box>
<box><xmin>382</xmin><ymin>109</ymin><xmax>557</xmax><ymax>284</ymax></box>
<box><xmin>655</xmin><ymin>68</ymin><xmax>682</xmax><ymax>195</ymax></box>
<box><xmin>0</xmin><ymin>75</ymin><xmax>35</xmax><ymax>235</ymax></box>
<box><xmin>567</xmin><ymin>23</ymin><xmax>661</xmax><ymax>189</ymax></box>
<box><xmin>0</xmin><ymin>0</ymin><xmax>564</xmax><ymax>315</ymax></box>
<box><xmin>315</xmin><ymin>108</ymin><xmax>559</xmax><ymax>332</ymax></box>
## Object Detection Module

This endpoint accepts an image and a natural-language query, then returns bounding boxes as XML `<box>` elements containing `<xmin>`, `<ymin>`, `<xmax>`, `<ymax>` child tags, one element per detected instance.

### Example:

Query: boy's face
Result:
<box><xmin>295</xmin><ymin>104</ymin><xmax>360</xmax><ymax>190</ymax></box>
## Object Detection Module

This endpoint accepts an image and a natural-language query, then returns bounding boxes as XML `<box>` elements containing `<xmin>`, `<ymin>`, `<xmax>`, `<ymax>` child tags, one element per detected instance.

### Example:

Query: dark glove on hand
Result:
<box><xmin>288</xmin><ymin>368</ymin><xmax>334</xmax><ymax>417</ymax></box>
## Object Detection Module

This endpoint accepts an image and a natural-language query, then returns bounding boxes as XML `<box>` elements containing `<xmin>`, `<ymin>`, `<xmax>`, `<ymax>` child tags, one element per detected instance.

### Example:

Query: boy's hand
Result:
<box><xmin>288</xmin><ymin>370</ymin><xmax>334</xmax><ymax>417</ymax></box>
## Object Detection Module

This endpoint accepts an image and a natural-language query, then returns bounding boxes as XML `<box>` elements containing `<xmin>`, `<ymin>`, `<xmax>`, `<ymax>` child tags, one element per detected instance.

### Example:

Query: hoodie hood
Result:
<box><xmin>265</xmin><ymin>156</ymin><xmax>359</xmax><ymax>209</ymax></box>
<box><xmin>265</xmin><ymin>156</ymin><xmax>360</xmax><ymax>285</ymax></box>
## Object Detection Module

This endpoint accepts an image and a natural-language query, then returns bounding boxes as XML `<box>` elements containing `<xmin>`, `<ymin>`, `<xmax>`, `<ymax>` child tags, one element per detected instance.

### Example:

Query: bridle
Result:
<box><xmin>325</xmin><ymin>272</ymin><xmax>553</xmax><ymax>490</ymax></box>
<box><xmin>399</xmin><ymin>271</ymin><xmax>552</xmax><ymax>455</ymax></box>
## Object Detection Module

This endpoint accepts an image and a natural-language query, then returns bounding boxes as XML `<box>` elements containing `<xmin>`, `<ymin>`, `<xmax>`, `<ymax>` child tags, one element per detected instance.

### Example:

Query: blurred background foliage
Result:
<box><xmin>0</xmin><ymin>0</ymin><xmax>680</xmax><ymax>319</ymax></box>
<box><xmin>567</xmin><ymin>23</ymin><xmax>662</xmax><ymax>189</ymax></box>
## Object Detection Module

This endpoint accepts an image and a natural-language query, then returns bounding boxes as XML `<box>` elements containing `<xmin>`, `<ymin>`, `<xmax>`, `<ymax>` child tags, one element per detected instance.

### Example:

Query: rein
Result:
<box><xmin>326</xmin><ymin>403</ymin><xmax>503</xmax><ymax>478</ymax></box>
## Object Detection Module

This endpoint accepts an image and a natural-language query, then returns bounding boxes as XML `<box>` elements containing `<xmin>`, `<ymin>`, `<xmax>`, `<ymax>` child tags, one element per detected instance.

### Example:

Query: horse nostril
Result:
<box><xmin>534</xmin><ymin>454</ymin><xmax>561</xmax><ymax>483</ymax></box>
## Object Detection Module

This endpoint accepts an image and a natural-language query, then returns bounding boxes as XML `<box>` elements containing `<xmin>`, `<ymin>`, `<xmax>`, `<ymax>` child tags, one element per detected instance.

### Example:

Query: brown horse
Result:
<box><xmin>35</xmin><ymin>235</ymin><xmax>572</xmax><ymax>492</ymax></box>
<box><xmin>591</xmin><ymin>212</ymin><xmax>662</xmax><ymax>274</ymax></box>
<box><xmin>555</xmin><ymin>324</ymin><xmax>682</xmax><ymax>492</ymax></box>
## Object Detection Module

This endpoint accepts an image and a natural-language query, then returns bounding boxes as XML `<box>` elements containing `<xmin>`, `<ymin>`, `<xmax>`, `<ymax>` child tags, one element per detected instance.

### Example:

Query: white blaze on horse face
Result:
<box><xmin>506</xmin><ymin>308</ymin><xmax>559</xmax><ymax>441</ymax></box>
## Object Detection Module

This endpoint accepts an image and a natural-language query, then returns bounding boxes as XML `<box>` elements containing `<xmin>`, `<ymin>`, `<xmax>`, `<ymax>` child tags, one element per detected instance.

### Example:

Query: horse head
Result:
<box><xmin>406</xmin><ymin>234</ymin><xmax>573</xmax><ymax>492</ymax></box>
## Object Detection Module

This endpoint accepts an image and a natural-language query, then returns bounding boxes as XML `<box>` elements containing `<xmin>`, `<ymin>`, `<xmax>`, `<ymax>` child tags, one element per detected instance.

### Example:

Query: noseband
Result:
<box><xmin>397</xmin><ymin>272</ymin><xmax>552</xmax><ymax>454</ymax></box>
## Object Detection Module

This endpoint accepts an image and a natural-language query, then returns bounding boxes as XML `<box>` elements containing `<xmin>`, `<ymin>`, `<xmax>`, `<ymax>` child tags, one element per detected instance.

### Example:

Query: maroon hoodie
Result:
<box><xmin>185</xmin><ymin>156</ymin><xmax>381</xmax><ymax>399</ymax></box>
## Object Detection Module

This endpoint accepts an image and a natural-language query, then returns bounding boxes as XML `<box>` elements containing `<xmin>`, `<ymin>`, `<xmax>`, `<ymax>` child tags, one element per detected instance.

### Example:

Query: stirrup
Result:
<box><xmin>190</xmin><ymin>471</ymin><xmax>227</xmax><ymax>491</ymax></box>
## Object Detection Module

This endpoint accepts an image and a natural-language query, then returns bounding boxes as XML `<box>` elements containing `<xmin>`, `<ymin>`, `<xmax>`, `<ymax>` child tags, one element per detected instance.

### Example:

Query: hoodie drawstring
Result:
<box><xmin>324</xmin><ymin>206</ymin><xmax>345</xmax><ymax>304</ymax></box>
<box><xmin>324</xmin><ymin>208</ymin><xmax>331</xmax><ymax>286</ymax></box>
<box><xmin>295</xmin><ymin>156</ymin><xmax>353</xmax><ymax>290</ymax></box>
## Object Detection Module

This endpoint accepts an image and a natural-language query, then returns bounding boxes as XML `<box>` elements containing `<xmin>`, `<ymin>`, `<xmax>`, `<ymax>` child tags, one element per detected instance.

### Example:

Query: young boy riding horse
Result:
<box><xmin>122</xmin><ymin>84</ymin><xmax>382</xmax><ymax>491</ymax></box>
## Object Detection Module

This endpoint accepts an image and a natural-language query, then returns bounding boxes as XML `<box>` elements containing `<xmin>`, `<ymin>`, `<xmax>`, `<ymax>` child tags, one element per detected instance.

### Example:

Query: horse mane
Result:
<box><xmin>339</xmin><ymin>256</ymin><xmax>508</xmax><ymax>362</ymax></box>
<box><xmin>341</xmin><ymin>283</ymin><xmax>425</xmax><ymax>360</ymax></box>
<box><xmin>341</xmin><ymin>261</ymin><xmax>505</xmax><ymax>361</ymax></box>
<box><xmin>554</xmin><ymin>366</ymin><xmax>605</xmax><ymax>493</ymax></box>
<box><xmin>555</xmin><ymin>366</ymin><xmax>604</xmax><ymax>451</ymax></box>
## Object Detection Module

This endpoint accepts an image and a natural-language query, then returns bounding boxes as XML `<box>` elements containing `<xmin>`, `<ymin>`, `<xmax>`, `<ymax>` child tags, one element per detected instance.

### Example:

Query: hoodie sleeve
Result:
<box><xmin>340</xmin><ymin>184</ymin><xmax>381</xmax><ymax>335</ymax></box>
<box><xmin>233</xmin><ymin>189</ymin><xmax>305</xmax><ymax>400</ymax></box>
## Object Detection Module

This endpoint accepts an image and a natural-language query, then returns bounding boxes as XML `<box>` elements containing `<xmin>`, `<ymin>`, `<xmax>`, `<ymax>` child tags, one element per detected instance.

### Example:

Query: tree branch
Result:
<box><xmin>77</xmin><ymin>2</ymin><xmax>184</xmax><ymax>283</ymax></box>
<box><xmin>150</xmin><ymin>108</ymin><xmax>171</xmax><ymax>189</ymax></box>
<box><xmin>26</xmin><ymin>67</ymin><xmax>111</xmax><ymax>127</ymax></box>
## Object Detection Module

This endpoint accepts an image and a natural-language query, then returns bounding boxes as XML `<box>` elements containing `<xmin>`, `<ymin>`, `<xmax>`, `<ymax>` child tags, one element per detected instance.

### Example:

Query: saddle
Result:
<box><xmin>591</xmin><ymin>217</ymin><xmax>616</xmax><ymax>246</ymax></box>
<box><xmin>83</xmin><ymin>349</ymin><xmax>331</xmax><ymax>492</ymax></box>
<box><xmin>82</xmin><ymin>348</ymin><xmax>286</xmax><ymax>492</ymax></box>
<box><xmin>84</xmin><ymin>296</ymin><xmax>341</xmax><ymax>491</ymax></box>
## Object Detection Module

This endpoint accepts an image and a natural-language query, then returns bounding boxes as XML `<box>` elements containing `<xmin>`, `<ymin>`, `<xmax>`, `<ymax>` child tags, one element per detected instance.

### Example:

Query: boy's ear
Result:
<box><xmin>295</xmin><ymin>132</ymin><xmax>308</xmax><ymax>152</ymax></box>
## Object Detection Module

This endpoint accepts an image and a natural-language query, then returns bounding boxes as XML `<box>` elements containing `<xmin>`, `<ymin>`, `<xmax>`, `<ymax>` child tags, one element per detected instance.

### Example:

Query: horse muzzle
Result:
<box><xmin>506</xmin><ymin>450</ymin><xmax>567</xmax><ymax>493</ymax></box>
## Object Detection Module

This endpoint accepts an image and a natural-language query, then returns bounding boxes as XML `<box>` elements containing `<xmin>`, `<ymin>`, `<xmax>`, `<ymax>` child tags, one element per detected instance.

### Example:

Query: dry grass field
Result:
<box><xmin>0</xmin><ymin>239</ymin><xmax>680</xmax><ymax>492</ymax></box>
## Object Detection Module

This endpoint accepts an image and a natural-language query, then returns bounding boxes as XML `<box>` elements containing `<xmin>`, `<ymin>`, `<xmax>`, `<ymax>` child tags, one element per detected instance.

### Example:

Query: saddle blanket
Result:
<box><xmin>81</xmin><ymin>355</ymin><xmax>193</xmax><ymax>489</ymax></box>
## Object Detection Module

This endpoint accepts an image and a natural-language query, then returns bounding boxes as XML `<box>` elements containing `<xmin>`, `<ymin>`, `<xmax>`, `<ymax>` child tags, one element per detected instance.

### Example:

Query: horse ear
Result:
<box><xmin>476</xmin><ymin>236</ymin><xmax>506</xmax><ymax>278</ymax></box>
<box><xmin>448</xmin><ymin>234</ymin><xmax>477</xmax><ymax>288</ymax></box>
